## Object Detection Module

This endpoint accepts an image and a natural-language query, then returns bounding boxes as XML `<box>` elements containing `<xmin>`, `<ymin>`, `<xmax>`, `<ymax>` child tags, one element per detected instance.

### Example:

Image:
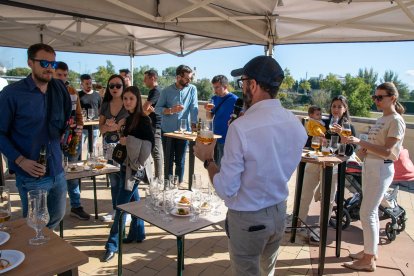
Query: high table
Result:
<box><xmin>65</xmin><ymin>164</ymin><xmax>119</xmax><ymax>220</ymax></box>
<box><xmin>0</xmin><ymin>219</ymin><xmax>89</xmax><ymax>275</ymax></box>
<box><xmin>83</xmin><ymin>120</ymin><xmax>100</xmax><ymax>154</ymax></box>
<box><xmin>117</xmin><ymin>198</ymin><xmax>226</xmax><ymax>276</ymax></box>
<box><xmin>290</xmin><ymin>152</ymin><xmax>347</xmax><ymax>276</ymax></box>
<box><xmin>162</xmin><ymin>132</ymin><xmax>221</xmax><ymax>190</ymax></box>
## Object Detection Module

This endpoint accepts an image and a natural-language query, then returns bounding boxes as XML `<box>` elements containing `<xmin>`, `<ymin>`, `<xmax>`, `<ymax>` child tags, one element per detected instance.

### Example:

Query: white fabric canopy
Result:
<box><xmin>0</xmin><ymin>0</ymin><xmax>413</xmax><ymax>56</ymax></box>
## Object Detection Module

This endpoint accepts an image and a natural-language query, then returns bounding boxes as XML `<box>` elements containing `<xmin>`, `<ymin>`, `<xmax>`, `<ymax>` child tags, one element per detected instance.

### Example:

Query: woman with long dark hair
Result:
<box><xmin>99</xmin><ymin>74</ymin><xmax>129</xmax><ymax>222</ymax></box>
<box><xmin>102</xmin><ymin>86</ymin><xmax>154</xmax><ymax>262</ymax></box>
<box><xmin>343</xmin><ymin>83</ymin><xmax>406</xmax><ymax>272</ymax></box>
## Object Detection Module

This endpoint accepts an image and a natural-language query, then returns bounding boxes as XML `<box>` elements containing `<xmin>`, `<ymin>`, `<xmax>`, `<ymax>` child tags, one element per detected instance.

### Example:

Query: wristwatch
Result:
<box><xmin>203</xmin><ymin>158</ymin><xmax>215</xmax><ymax>169</ymax></box>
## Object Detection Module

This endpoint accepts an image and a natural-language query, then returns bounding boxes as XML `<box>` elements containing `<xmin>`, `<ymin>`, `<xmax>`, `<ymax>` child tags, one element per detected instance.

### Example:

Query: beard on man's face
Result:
<box><xmin>179</xmin><ymin>79</ymin><xmax>189</xmax><ymax>87</ymax></box>
<box><xmin>33</xmin><ymin>69</ymin><xmax>53</xmax><ymax>84</ymax></box>
<box><xmin>243</xmin><ymin>85</ymin><xmax>253</xmax><ymax>110</ymax></box>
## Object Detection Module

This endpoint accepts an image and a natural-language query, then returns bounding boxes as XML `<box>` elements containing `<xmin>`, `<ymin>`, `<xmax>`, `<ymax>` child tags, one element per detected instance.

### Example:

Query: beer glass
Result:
<box><xmin>0</xmin><ymin>187</ymin><xmax>11</xmax><ymax>232</ymax></box>
<box><xmin>311</xmin><ymin>137</ymin><xmax>321</xmax><ymax>153</ymax></box>
<box><xmin>198</xmin><ymin>120</ymin><xmax>214</xmax><ymax>144</ymax></box>
<box><xmin>328</xmin><ymin>116</ymin><xmax>339</xmax><ymax>134</ymax></box>
<box><xmin>27</xmin><ymin>190</ymin><xmax>50</xmax><ymax>245</ymax></box>
<box><xmin>180</xmin><ymin>119</ymin><xmax>187</xmax><ymax>134</ymax></box>
<box><xmin>341</xmin><ymin>121</ymin><xmax>352</xmax><ymax>137</ymax></box>
<box><xmin>321</xmin><ymin>139</ymin><xmax>331</xmax><ymax>156</ymax></box>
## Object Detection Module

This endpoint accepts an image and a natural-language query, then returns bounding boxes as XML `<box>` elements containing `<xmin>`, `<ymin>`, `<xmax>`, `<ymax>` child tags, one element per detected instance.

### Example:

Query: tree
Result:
<box><xmin>67</xmin><ymin>70</ymin><xmax>80</xmax><ymax>89</ymax></box>
<box><xmin>342</xmin><ymin>74</ymin><xmax>372</xmax><ymax>117</ymax></box>
<box><xmin>280</xmin><ymin>68</ymin><xmax>295</xmax><ymax>92</ymax></box>
<box><xmin>299</xmin><ymin>80</ymin><xmax>311</xmax><ymax>94</ymax></box>
<box><xmin>310</xmin><ymin>89</ymin><xmax>331</xmax><ymax>112</ymax></box>
<box><xmin>194</xmin><ymin>78</ymin><xmax>213</xmax><ymax>101</ymax></box>
<box><xmin>7</xmin><ymin>67</ymin><xmax>31</xmax><ymax>76</ymax></box>
<box><xmin>381</xmin><ymin>70</ymin><xmax>410</xmax><ymax>100</ymax></box>
<box><xmin>92</xmin><ymin>60</ymin><xmax>115</xmax><ymax>85</ymax></box>
<box><xmin>358</xmin><ymin>67</ymin><xmax>378</xmax><ymax>91</ymax></box>
<box><xmin>159</xmin><ymin>66</ymin><xmax>177</xmax><ymax>88</ymax></box>
<box><xmin>308</xmin><ymin>75</ymin><xmax>322</xmax><ymax>90</ymax></box>
<box><xmin>132</xmin><ymin>65</ymin><xmax>151</xmax><ymax>95</ymax></box>
<box><xmin>320</xmin><ymin>73</ymin><xmax>343</xmax><ymax>98</ymax></box>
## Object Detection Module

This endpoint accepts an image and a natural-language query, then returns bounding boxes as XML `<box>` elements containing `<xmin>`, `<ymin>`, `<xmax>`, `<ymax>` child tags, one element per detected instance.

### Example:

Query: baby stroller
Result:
<box><xmin>329</xmin><ymin>161</ymin><xmax>407</xmax><ymax>242</ymax></box>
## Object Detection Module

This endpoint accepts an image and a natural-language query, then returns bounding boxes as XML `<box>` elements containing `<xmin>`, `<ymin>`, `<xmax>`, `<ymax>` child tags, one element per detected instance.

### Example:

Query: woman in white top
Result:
<box><xmin>343</xmin><ymin>82</ymin><xmax>406</xmax><ymax>272</ymax></box>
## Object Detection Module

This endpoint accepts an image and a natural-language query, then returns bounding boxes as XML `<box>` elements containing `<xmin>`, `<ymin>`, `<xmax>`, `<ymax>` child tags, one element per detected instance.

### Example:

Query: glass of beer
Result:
<box><xmin>321</xmin><ymin>139</ymin><xmax>331</xmax><ymax>156</ymax></box>
<box><xmin>0</xmin><ymin>187</ymin><xmax>11</xmax><ymax>232</ymax></box>
<box><xmin>329</xmin><ymin>116</ymin><xmax>339</xmax><ymax>134</ymax></box>
<box><xmin>197</xmin><ymin>120</ymin><xmax>214</xmax><ymax>144</ymax></box>
<box><xmin>311</xmin><ymin>137</ymin><xmax>321</xmax><ymax>153</ymax></box>
<box><xmin>341</xmin><ymin>121</ymin><xmax>352</xmax><ymax>137</ymax></box>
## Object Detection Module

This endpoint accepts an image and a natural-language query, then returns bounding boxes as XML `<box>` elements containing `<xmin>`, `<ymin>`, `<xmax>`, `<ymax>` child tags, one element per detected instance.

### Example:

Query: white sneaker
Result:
<box><xmin>308</xmin><ymin>228</ymin><xmax>320</xmax><ymax>244</ymax></box>
<box><xmin>101</xmin><ymin>210</ymin><xmax>115</xmax><ymax>222</ymax></box>
<box><xmin>125</xmin><ymin>214</ymin><xmax>132</xmax><ymax>225</ymax></box>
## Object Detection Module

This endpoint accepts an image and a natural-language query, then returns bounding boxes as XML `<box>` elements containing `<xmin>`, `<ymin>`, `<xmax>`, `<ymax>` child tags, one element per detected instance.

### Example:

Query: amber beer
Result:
<box><xmin>341</xmin><ymin>129</ymin><xmax>352</xmax><ymax>137</ymax></box>
<box><xmin>0</xmin><ymin>211</ymin><xmax>10</xmax><ymax>223</ymax></box>
<box><xmin>197</xmin><ymin>129</ymin><xmax>214</xmax><ymax>144</ymax></box>
<box><xmin>311</xmin><ymin>142</ymin><xmax>320</xmax><ymax>151</ymax></box>
<box><xmin>321</xmin><ymin>147</ymin><xmax>331</xmax><ymax>156</ymax></box>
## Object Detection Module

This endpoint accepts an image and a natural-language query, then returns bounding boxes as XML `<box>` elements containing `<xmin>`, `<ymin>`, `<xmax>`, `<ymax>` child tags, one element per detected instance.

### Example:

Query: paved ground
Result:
<box><xmin>4</xmin><ymin>150</ymin><xmax>414</xmax><ymax>275</ymax></box>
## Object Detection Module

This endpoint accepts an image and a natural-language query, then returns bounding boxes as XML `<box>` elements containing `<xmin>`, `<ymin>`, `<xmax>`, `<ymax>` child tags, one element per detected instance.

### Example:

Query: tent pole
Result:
<box><xmin>264</xmin><ymin>43</ymin><xmax>273</xmax><ymax>57</ymax></box>
<box><xmin>130</xmin><ymin>55</ymin><xmax>134</xmax><ymax>85</ymax></box>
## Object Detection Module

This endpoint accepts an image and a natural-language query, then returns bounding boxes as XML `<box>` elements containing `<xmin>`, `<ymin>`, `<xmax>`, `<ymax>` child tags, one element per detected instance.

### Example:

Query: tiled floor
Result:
<box><xmin>4</xmin><ymin>154</ymin><xmax>414</xmax><ymax>275</ymax></box>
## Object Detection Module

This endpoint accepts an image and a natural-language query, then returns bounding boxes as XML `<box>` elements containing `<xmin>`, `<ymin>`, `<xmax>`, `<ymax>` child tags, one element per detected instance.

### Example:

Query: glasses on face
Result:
<box><xmin>237</xmin><ymin>77</ymin><xmax>251</xmax><ymax>89</ymax></box>
<box><xmin>372</xmin><ymin>94</ymin><xmax>392</xmax><ymax>102</ymax></box>
<box><xmin>109</xmin><ymin>84</ymin><xmax>123</xmax><ymax>89</ymax></box>
<box><xmin>31</xmin><ymin>58</ymin><xmax>58</xmax><ymax>69</ymax></box>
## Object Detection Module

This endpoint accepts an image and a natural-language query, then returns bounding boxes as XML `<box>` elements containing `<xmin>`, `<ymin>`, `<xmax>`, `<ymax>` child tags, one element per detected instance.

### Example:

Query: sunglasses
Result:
<box><xmin>31</xmin><ymin>58</ymin><xmax>58</xmax><ymax>69</ymax></box>
<box><xmin>109</xmin><ymin>84</ymin><xmax>123</xmax><ymax>89</ymax></box>
<box><xmin>371</xmin><ymin>95</ymin><xmax>392</xmax><ymax>101</ymax></box>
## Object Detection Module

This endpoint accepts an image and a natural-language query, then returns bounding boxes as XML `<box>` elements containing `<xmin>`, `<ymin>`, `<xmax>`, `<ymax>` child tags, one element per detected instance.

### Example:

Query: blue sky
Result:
<box><xmin>1</xmin><ymin>41</ymin><xmax>413</xmax><ymax>90</ymax></box>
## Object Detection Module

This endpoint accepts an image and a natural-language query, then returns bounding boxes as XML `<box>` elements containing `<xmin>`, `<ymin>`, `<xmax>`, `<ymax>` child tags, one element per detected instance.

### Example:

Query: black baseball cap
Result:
<box><xmin>231</xmin><ymin>56</ymin><xmax>284</xmax><ymax>88</ymax></box>
<box><xmin>119</xmin><ymin>68</ymin><xmax>130</xmax><ymax>74</ymax></box>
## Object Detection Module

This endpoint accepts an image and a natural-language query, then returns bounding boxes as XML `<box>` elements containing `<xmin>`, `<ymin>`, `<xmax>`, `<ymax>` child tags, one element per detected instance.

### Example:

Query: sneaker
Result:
<box><xmin>284</xmin><ymin>214</ymin><xmax>306</xmax><ymax>233</ymax></box>
<box><xmin>125</xmin><ymin>214</ymin><xmax>132</xmax><ymax>225</ymax></box>
<box><xmin>309</xmin><ymin>228</ymin><xmax>320</xmax><ymax>244</ymax></box>
<box><xmin>70</xmin><ymin>206</ymin><xmax>90</xmax><ymax>220</ymax></box>
<box><xmin>101</xmin><ymin>210</ymin><xmax>115</xmax><ymax>222</ymax></box>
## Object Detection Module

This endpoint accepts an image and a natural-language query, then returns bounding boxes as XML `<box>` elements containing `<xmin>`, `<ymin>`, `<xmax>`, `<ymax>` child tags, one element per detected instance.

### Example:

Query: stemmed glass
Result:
<box><xmin>0</xmin><ymin>187</ymin><xmax>11</xmax><ymax>232</ymax></box>
<box><xmin>321</xmin><ymin>139</ymin><xmax>331</xmax><ymax>156</ymax></box>
<box><xmin>192</xmin><ymin>174</ymin><xmax>202</xmax><ymax>193</ymax></box>
<box><xmin>27</xmin><ymin>189</ymin><xmax>50</xmax><ymax>245</ymax></box>
<box><xmin>87</xmin><ymin>108</ymin><xmax>95</xmax><ymax>121</ymax></box>
<box><xmin>311</xmin><ymin>137</ymin><xmax>321</xmax><ymax>154</ymax></box>
<box><xmin>180</xmin><ymin>119</ymin><xmax>187</xmax><ymax>134</ymax></box>
<box><xmin>81</xmin><ymin>109</ymin><xmax>87</xmax><ymax>121</ymax></box>
<box><xmin>210</xmin><ymin>192</ymin><xmax>221</xmax><ymax>216</ymax></box>
<box><xmin>189</xmin><ymin>192</ymin><xmax>201</xmax><ymax>222</ymax></box>
<box><xmin>330</xmin><ymin>136</ymin><xmax>339</xmax><ymax>156</ymax></box>
<box><xmin>341</xmin><ymin>121</ymin><xmax>352</xmax><ymax>137</ymax></box>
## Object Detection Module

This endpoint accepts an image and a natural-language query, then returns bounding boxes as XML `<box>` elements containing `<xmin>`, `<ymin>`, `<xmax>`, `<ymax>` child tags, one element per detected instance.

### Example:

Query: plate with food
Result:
<box><xmin>0</xmin><ymin>250</ymin><xmax>25</xmax><ymax>274</ymax></box>
<box><xmin>176</xmin><ymin>195</ymin><xmax>191</xmax><ymax>207</ymax></box>
<box><xmin>66</xmin><ymin>165</ymin><xmax>84</xmax><ymax>173</ymax></box>
<box><xmin>0</xmin><ymin>231</ymin><xmax>10</xmax><ymax>246</ymax></box>
<box><xmin>200</xmin><ymin>202</ymin><xmax>210</xmax><ymax>210</ymax></box>
<box><xmin>171</xmin><ymin>207</ymin><xmax>191</xmax><ymax>217</ymax></box>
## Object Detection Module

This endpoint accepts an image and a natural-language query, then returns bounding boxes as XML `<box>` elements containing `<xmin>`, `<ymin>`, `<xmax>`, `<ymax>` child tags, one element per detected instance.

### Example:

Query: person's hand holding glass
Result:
<box><xmin>341</xmin><ymin>121</ymin><xmax>352</xmax><ymax>137</ymax></box>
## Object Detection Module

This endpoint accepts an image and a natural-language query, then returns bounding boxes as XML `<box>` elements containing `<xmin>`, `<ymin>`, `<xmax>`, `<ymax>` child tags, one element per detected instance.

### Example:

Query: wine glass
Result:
<box><xmin>192</xmin><ymin>174</ymin><xmax>202</xmax><ymax>193</ymax></box>
<box><xmin>87</xmin><ymin>108</ymin><xmax>95</xmax><ymax>121</ymax></box>
<box><xmin>328</xmin><ymin>116</ymin><xmax>339</xmax><ymax>134</ymax></box>
<box><xmin>27</xmin><ymin>190</ymin><xmax>50</xmax><ymax>245</ymax></box>
<box><xmin>81</xmin><ymin>109</ymin><xmax>87</xmax><ymax>121</ymax></box>
<box><xmin>311</xmin><ymin>137</ymin><xmax>321</xmax><ymax>153</ymax></box>
<box><xmin>330</xmin><ymin>136</ymin><xmax>339</xmax><ymax>155</ymax></box>
<box><xmin>0</xmin><ymin>187</ymin><xmax>11</xmax><ymax>232</ymax></box>
<box><xmin>180</xmin><ymin>119</ymin><xmax>187</xmax><ymax>134</ymax></box>
<box><xmin>189</xmin><ymin>192</ymin><xmax>201</xmax><ymax>222</ymax></box>
<box><xmin>210</xmin><ymin>192</ymin><xmax>221</xmax><ymax>216</ymax></box>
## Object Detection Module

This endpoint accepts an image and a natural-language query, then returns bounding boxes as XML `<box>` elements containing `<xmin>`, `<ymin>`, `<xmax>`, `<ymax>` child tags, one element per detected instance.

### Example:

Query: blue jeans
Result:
<box><xmin>107</xmin><ymin>160</ymin><xmax>122</xmax><ymax>210</ymax></box>
<box><xmin>65</xmin><ymin>149</ymin><xmax>82</xmax><ymax>208</ymax></box>
<box><xmin>152</xmin><ymin>129</ymin><xmax>164</xmax><ymax>179</ymax></box>
<box><xmin>82</xmin><ymin>127</ymin><xmax>99</xmax><ymax>153</ymax></box>
<box><xmin>215</xmin><ymin>142</ymin><xmax>225</xmax><ymax>168</ymax></box>
<box><xmin>105</xmin><ymin>167</ymin><xmax>145</xmax><ymax>252</ymax></box>
<box><xmin>162</xmin><ymin>135</ymin><xmax>188</xmax><ymax>183</ymax></box>
<box><xmin>15</xmin><ymin>172</ymin><xmax>67</xmax><ymax>230</ymax></box>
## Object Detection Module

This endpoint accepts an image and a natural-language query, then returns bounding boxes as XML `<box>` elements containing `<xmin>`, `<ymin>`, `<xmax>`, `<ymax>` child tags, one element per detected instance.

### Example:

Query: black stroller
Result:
<box><xmin>329</xmin><ymin>162</ymin><xmax>407</xmax><ymax>242</ymax></box>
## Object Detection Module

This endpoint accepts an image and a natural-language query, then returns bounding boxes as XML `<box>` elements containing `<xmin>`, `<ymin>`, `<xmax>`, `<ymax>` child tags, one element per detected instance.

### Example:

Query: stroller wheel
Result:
<box><xmin>385</xmin><ymin>222</ymin><xmax>396</xmax><ymax>241</ymax></box>
<box><xmin>396</xmin><ymin>217</ymin><xmax>406</xmax><ymax>233</ymax></box>
<box><xmin>329</xmin><ymin>209</ymin><xmax>351</xmax><ymax>230</ymax></box>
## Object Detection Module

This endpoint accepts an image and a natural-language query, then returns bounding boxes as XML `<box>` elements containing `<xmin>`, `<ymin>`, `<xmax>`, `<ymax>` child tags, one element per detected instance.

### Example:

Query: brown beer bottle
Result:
<box><xmin>38</xmin><ymin>145</ymin><xmax>47</xmax><ymax>166</ymax></box>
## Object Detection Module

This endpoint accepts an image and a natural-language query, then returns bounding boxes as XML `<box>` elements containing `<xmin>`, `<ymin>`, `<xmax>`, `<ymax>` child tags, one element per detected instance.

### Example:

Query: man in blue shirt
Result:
<box><xmin>155</xmin><ymin>65</ymin><xmax>198</xmax><ymax>184</ymax></box>
<box><xmin>205</xmin><ymin>75</ymin><xmax>238</xmax><ymax>167</ymax></box>
<box><xmin>0</xmin><ymin>43</ymin><xmax>71</xmax><ymax>230</ymax></box>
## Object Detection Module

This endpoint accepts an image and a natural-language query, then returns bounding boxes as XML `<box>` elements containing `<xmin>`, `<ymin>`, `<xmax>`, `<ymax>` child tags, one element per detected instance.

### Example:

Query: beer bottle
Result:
<box><xmin>197</xmin><ymin>118</ymin><xmax>202</xmax><ymax>135</ymax></box>
<box><xmin>38</xmin><ymin>145</ymin><xmax>47</xmax><ymax>166</ymax></box>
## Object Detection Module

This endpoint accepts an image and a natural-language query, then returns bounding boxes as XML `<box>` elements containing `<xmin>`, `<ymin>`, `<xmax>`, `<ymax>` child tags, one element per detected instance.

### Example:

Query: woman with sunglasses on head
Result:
<box><xmin>343</xmin><ymin>83</ymin><xmax>406</xmax><ymax>272</ymax></box>
<box><xmin>103</xmin><ymin>86</ymin><xmax>154</xmax><ymax>262</ymax></box>
<box><xmin>294</xmin><ymin>95</ymin><xmax>356</xmax><ymax>243</ymax></box>
<box><xmin>99</xmin><ymin>75</ymin><xmax>129</xmax><ymax>222</ymax></box>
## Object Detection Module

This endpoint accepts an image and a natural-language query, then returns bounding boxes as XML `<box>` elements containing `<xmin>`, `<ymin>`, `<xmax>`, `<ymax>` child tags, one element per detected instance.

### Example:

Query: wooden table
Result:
<box><xmin>290</xmin><ymin>152</ymin><xmax>348</xmax><ymax>276</ymax></box>
<box><xmin>163</xmin><ymin>132</ymin><xmax>221</xmax><ymax>190</ymax></box>
<box><xmin>0</xmin><ymin>219</ymin><xmax>88</xmax><ymax>276</ymax></box>
<box><xmin>65</xmin><ymin>164</ymin><xmax>119</xmax><ymax>220</ymax></box>
<box><xmin>116</xmin><ymin>196</ymin><xmax>226</xmax><ymax>276</ymax></box>
<box><xmin>83</xmin><ymin>120</ymin><xmax>100</xmax><ymax>154</ymax></box>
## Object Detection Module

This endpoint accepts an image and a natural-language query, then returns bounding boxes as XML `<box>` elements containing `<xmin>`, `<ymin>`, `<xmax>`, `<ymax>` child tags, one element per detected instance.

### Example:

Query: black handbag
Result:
<box><xmin>104</xmin><ymin>131</ymin><xmax>120</xmax><ymax>143</ymax></box>
<box><xmin>112</xmin><ymin>143</ymin><xmax>127</xmax><ymax>164</ymax></box>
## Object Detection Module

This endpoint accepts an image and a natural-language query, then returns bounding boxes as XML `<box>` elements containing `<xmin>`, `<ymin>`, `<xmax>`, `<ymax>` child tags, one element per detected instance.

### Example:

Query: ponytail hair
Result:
<box><xmin>376</xmin><ymin>82</ymin><xmax>405</xmax><ymax>115</ymax></box>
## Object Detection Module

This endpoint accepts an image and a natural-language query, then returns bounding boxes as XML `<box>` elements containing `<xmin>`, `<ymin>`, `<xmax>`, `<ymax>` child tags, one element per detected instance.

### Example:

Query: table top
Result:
<box><xmin>163</xmin><ymin>131</ymin><xmax>221</xmax><ymax>142</ymax></box>
<box><xmin>83</xmin><ymin>120</ymin><xmax>100</xmax><ymax>126</ymax></box>
<box><xmin>301</xmin><ymin>151</ymin><xmax>348</xmax><ymax>166</ymax></box>
<box><xmin>118</xmin><ymin>198</ymin><xmax>226</xmax><ymax>237</ymax></box>
<box><xmin>65</xmin><ymin>163</ymin><xmax>119</xmax><ymax>180</ymax></box>
<box><xmin>0</xmin><ymin>219</ymin><xmax>88</xmax><ymax>276</ymax></box>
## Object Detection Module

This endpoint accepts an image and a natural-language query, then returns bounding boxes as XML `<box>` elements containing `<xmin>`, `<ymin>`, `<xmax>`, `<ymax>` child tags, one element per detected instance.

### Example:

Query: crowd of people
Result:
<box><xmin>0</xmin><ymin>43</ymin><xmax>407</xmax><ymax>274</ymax></box>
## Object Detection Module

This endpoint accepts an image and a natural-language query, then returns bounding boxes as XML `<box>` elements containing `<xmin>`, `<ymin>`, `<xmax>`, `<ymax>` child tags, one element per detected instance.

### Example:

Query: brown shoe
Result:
<box><xmin>343</xmin><ymin>260</ymin><xmax>376</xmax><ymax>272</ymax></box>
<box><xmin>349</xmin><ymin>251</ymin><xmax>377</xmax><ymax>261</ymax></box>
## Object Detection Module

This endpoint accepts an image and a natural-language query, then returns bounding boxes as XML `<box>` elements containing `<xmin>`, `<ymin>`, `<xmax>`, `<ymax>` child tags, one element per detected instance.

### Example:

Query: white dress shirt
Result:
<box><xmin>213</xmin><ymin>99</ymin><xmax>307</xmax><ymax>211</ymax></box>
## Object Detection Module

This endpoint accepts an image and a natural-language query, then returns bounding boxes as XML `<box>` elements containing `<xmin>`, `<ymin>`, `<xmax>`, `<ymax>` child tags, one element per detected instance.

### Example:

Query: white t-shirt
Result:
<box><xmin>366</xmin><ymin>113</ymin><xmax>405</xmax><ymax>161</ymax></box>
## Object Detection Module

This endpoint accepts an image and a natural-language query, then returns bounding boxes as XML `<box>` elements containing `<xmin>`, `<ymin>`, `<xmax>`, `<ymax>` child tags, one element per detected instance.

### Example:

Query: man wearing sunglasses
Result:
<box><xmin>0</xmin><ymin>43</ymin><xmax>71</xmax><ymax>230</ymax></box>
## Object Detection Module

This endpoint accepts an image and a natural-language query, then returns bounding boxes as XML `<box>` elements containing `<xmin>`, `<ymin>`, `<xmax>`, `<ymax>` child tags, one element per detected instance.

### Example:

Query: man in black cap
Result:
<box><xmin>194</xmin><ymin>56</ymin><xmax>307</xmax><ymax>275</ymax></box>
<box><xmin>119</xmin><ymin>68</ymin><xmax>132</xmax><ymax>86</ymax></box>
